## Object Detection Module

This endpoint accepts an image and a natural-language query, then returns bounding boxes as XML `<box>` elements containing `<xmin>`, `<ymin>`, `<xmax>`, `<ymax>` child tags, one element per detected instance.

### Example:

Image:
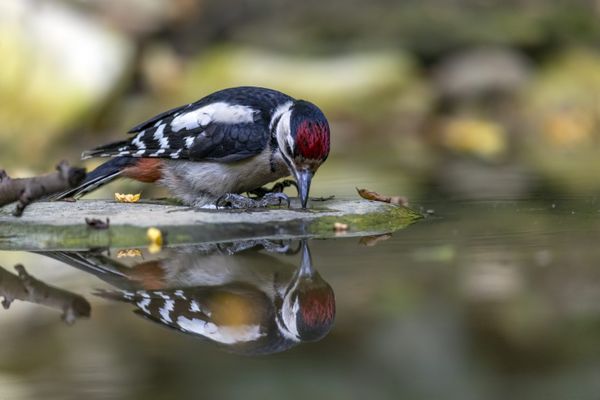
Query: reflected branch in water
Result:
<box><xmin>0</xmin><ymin>264</ymin><xmax>90</xmax><ymax>324</ymax></box>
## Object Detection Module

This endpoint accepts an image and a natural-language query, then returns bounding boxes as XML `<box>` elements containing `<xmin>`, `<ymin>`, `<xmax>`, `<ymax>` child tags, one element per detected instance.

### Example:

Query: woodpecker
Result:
<box><xmin>57</xmin><ymin>86</ymin><xmax>331</xmax><ymax>208</ymax></box>
<box><xmin>41</xmin><ymin>240</ymin><xmax>336</xmax><ymax>355</ymax></box>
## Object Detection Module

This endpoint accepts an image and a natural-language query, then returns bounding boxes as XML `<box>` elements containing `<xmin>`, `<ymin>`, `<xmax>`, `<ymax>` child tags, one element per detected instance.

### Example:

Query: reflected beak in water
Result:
<box><xmin>295</xmin><ymin>169</ymin><xmax>313</xmax><ymax>209</ymax></box>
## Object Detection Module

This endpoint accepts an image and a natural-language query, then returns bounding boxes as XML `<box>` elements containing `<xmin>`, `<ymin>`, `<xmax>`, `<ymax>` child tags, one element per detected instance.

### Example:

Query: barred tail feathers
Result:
<box><xmin>81</xmin><ymin>139</ymin><xmax>131</xmax><ymax>159</ymax></box>
<box><xmin>52</xmin><ymin>157</ymin><xmax>135</xmax><ymax>200</ymax></box>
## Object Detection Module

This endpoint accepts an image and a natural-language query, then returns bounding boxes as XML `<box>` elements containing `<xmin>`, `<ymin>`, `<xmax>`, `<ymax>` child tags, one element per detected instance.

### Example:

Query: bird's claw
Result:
<box><xmin>248</xmin><ymin>179</ymin><xmax>298</xmax><ymax>198</ymax></box>
<box><xmin>260</xmin><ymin>192</ymin><xmax>291</xmax><ymax>208</ymax></box>
<box><xmin>217</xmin><ymin>239</ymin><xmax>294</xmax><ymax>255</ymax></box>
<box><xmin>215</xmin><ymin>193</ymin><xmax>256</xmax><ymax>209</ymax></box>
<box><xmin>215</xmin><ymin>192</ymin><xmax>291</xmax><ymax>209</ymax></box>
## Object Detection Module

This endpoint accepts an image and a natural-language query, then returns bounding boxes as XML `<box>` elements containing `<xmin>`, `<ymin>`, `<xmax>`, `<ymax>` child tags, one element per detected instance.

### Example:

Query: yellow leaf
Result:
<box><xmin>114</xmin><ymin>193</ymin><xmax>141</xmax><ymax>203</ymax></box>
<box><xmin>117</xmin><ymin>249</ymin><xmax>142</xmax><ymax>258</ymax></box>
<box><xmin>146</xmin><ymin>227</ymin><xmax>163</xmax><ymax>253</ymax></box>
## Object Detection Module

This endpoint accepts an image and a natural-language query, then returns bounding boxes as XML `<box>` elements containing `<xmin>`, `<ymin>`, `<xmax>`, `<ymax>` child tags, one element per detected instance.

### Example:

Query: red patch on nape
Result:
<box><xmin>299</xmin><ymin>286</ymin><xmax>336</xmax><ymax>328</ymax></box>
<box><xmin>295</xmin><ymin>121</ymin><xmax>330</xmax><ymax>161</ymax></box>
<box><xmin>123</xmin><ymin>158</ymin><xmax>163</xmax><ymax>183</ymax></box>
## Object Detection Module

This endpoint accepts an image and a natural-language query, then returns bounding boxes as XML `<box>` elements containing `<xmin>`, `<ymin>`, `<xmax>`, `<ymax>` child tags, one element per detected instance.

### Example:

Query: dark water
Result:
<box><xmin>2</xmin><ymin>198</ymin><xmax>600</xmax><ymax>400</ymax></box>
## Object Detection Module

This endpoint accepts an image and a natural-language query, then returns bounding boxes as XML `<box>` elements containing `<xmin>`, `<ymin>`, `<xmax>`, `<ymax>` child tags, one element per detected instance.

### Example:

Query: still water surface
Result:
<box><xmin>2</xmin><ymin>197</ymin><xmax>600</xmax><ymax>399</ymax></box>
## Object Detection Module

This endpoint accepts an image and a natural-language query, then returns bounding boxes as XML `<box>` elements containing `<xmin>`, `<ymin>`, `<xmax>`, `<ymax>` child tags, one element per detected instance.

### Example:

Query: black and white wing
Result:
<box><xmin>82</xmin><ymin>87</ymin><xmax>293</xmax><ymax>163</ymax></box>
<box><xmin>83</xmin><ymin>102</ymin><xmax>268</xmax><ymax>162</ymax></box>
<box><xmin>96</xmin><ymin>287</ymin><xmax>268</xmax><ymax>345</ymax></box>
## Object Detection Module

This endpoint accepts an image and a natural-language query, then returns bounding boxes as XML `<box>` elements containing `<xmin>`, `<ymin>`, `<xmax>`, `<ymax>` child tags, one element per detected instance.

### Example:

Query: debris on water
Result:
<box><xmin>114</xmin><ymin>193</ymin><xmax>141</xmax><ymax>203</ymax></box>
<box><xmin>356</xmin><ymin>187</ymin><xmax>408</xmax><ymax>206</ymax></box>
<box><xmin>85</xmin><ymin>217</ymin><xmax>110</xmax><ymax>230</ymax></box>
<box><xmin>117</xmin><ymin>249</ymin><xmax>142</xmax><ymax>258</ymax></box>
<box><xmin>333</xmin><ymin>222</ymin><xmax>349</xmax><ymax>232</ymax></box>
<box><xmin>311</xmin><ymin>195</ymin><xmax>336</xmax><ymax>202</ymax></box>
<box><xmin>359</xmin><ymin>233</ymin><xmax>392</xmax><ymax>247</ymax></box>
<box><xmin>146</xmin><ymin>227</ymin><xmax>163</xmax><ymax>253</ymax></box>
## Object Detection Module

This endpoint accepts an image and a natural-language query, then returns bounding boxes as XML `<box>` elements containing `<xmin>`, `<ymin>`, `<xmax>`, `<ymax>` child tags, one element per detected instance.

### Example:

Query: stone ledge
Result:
<box><xmin>0</xmin><ymin>198</ymin><xmax>422</xmax><ymax>250</ymax></box>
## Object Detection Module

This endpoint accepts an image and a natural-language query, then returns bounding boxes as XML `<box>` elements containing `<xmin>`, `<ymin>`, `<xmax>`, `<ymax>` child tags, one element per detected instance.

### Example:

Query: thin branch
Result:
<box><xmin>0</xmin><ymin>264</ymin><xmax>91</xmax><ymax>325</ymax></box>
<box><xmin>0</xmin><ymin>161</ymin><xmax>86</xmax><ymax>216</ymax></box>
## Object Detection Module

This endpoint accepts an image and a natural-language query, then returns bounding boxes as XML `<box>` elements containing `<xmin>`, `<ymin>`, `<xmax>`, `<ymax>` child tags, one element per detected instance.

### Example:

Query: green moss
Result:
<box><xmin>308</xmin><ymin>205</ymin><xmax>423</xmax><ymax>235</ymax></box>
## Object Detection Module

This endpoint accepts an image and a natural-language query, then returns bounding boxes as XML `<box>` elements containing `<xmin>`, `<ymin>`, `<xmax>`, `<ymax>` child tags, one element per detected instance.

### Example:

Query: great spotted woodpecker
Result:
<box><xmin>57</xmin><ymin>86</ymin><xmax>331</xmax><ymax>208</ymax></box>
<box><xmin>42</xmin><ymin>240</ymin><xmax>336</xmax><ymax>355</ymax></box>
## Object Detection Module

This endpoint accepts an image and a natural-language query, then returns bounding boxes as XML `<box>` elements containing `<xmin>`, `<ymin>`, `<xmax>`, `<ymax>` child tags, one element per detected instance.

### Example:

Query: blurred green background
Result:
<box><xmin>3</xmin><ymin>0</ymin><xmax>600</xmax><ymax>200</ymax></box>
<box><xmin>4</xmin><ymin>1</ymin><xmax>600</xmax><ymax>400</ymax></box>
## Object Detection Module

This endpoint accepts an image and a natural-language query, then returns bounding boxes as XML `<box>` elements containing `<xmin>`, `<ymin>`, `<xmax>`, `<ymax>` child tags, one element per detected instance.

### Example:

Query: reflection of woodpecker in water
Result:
<box><xmin>40</xmin><ymin>240</ymin><xmax>335</xmax><ymax>355</ymax></box>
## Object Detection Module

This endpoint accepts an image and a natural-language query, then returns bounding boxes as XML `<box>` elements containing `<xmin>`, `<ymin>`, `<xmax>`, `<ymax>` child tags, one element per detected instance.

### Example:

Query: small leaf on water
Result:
<box><xmin>359</xmin><ymin>233</ymin><xmax>392</xmax><ymax>247</ymax></box>
<box><xmin>356</xmin><ymin>187</ymin><xmax>408</xmax><ymax>206</ymax></box>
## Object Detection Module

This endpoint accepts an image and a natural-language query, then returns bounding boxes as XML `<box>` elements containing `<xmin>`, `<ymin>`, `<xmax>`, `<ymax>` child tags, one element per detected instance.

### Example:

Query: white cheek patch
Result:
<box><xmin>275</xmin><ymin>109</ymin><xmax>295</xmax><ymax>164</ymax></box>
<box><xmin>171</xmin><ymin>102</ymin><xmax>257</xmax><ymax>132</ymax></box>
<box><xmin>270</xmin><ymin>101</ymin><xmax>293</xmax><ymax>131</ymax></box>
<box><xmin>277</xmin><ymin>295</ymin><xmax>301</xmax><ymax>341</ymax></box>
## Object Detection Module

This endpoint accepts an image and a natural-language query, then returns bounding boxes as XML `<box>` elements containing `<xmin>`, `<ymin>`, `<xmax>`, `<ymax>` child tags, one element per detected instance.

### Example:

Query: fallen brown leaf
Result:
<box><xmin>356</xmin><ymin>187</ymin><xmax>408</xmax><ymax>206</ymax></box>
<box><xmin>359</xmin><ymin>233</ymin><xmax>392</xmax><ymax>247</ymax></box>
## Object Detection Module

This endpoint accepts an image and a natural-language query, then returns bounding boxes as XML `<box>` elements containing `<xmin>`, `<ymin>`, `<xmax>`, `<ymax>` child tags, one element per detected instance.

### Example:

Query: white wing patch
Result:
<box><xmin>137</xmin><ymin>298</ymin><xmax>151</xmax><ymax>313</ymax></box>
<box><xmin>170</xmin><ymin>102</ymin><xmax>257</xmax><ymax>132</ymax></box>
<box><xmin>185</xmin><ymin>136</ymin><xmax>195</xmax><ymax>148</ymax></box>
<box><xmin>152</xmin><ymin>124</ymin><xmax>169</xmax><ymax>148</ymax></box>
<box><xmin>159</xmin><ymin>299</ymin><xmax>175</xmax><ymax>323</ymax></box>
<box><xmin>132</xmin><ymin>134</ymin><xmax>146</xmax><ymax>149</ymax></box>
<box><xmin>190</xmin><ymin>300</ymin><xmax>201</xmax><ymax>312</ymax></box>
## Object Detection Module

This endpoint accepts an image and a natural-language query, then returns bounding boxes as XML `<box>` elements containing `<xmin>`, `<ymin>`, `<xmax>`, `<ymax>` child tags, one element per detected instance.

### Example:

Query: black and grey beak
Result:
<box><xmin>295</xmin><ymin>169</ymin><xmax>313</xmax><ymax>209</ymax></box>
<box><xmin>298</xmin><ymin>240</ymin><xmax>315</xmax><ymax>278</ymax></box>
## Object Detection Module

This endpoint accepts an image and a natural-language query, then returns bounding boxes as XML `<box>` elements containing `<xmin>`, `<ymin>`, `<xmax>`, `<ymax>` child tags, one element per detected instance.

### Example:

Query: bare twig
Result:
<box><xmin>0</xmin><ymin>161</ymin><xmax>86</xmax><ymax>216</ymax></box>
<box><xmin>0</xmin><ymin>264</ymin><xmax>90</xmax><ymax>325</ymax></box>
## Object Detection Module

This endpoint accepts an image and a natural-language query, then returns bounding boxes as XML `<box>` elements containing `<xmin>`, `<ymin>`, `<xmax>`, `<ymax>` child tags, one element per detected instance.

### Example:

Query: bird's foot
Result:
<box><xmin>248</xmin><ymin>180</ymin><xmax>298</xmax><ymax>198</ymax></box>
<box><xmin>216</xmin><ymin>192</ymin><xmax>291</xmax><ymax>209</ymax></box>
<box><xmin>218</xmin><ymin>239</ymin><xmax>296</xmax><ymax>255</ymax></box>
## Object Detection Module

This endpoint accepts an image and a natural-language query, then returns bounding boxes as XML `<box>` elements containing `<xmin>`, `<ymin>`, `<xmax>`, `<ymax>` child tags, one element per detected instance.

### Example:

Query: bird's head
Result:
<box><xmin>275</xmin><ymin>100</ymin><xmax>330</xmax><ymax>208</ymax></box>
<box><xmin>277</xmin><ymin>241</ymin><xmax>336</xmax><ymax>342</ymax></box>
